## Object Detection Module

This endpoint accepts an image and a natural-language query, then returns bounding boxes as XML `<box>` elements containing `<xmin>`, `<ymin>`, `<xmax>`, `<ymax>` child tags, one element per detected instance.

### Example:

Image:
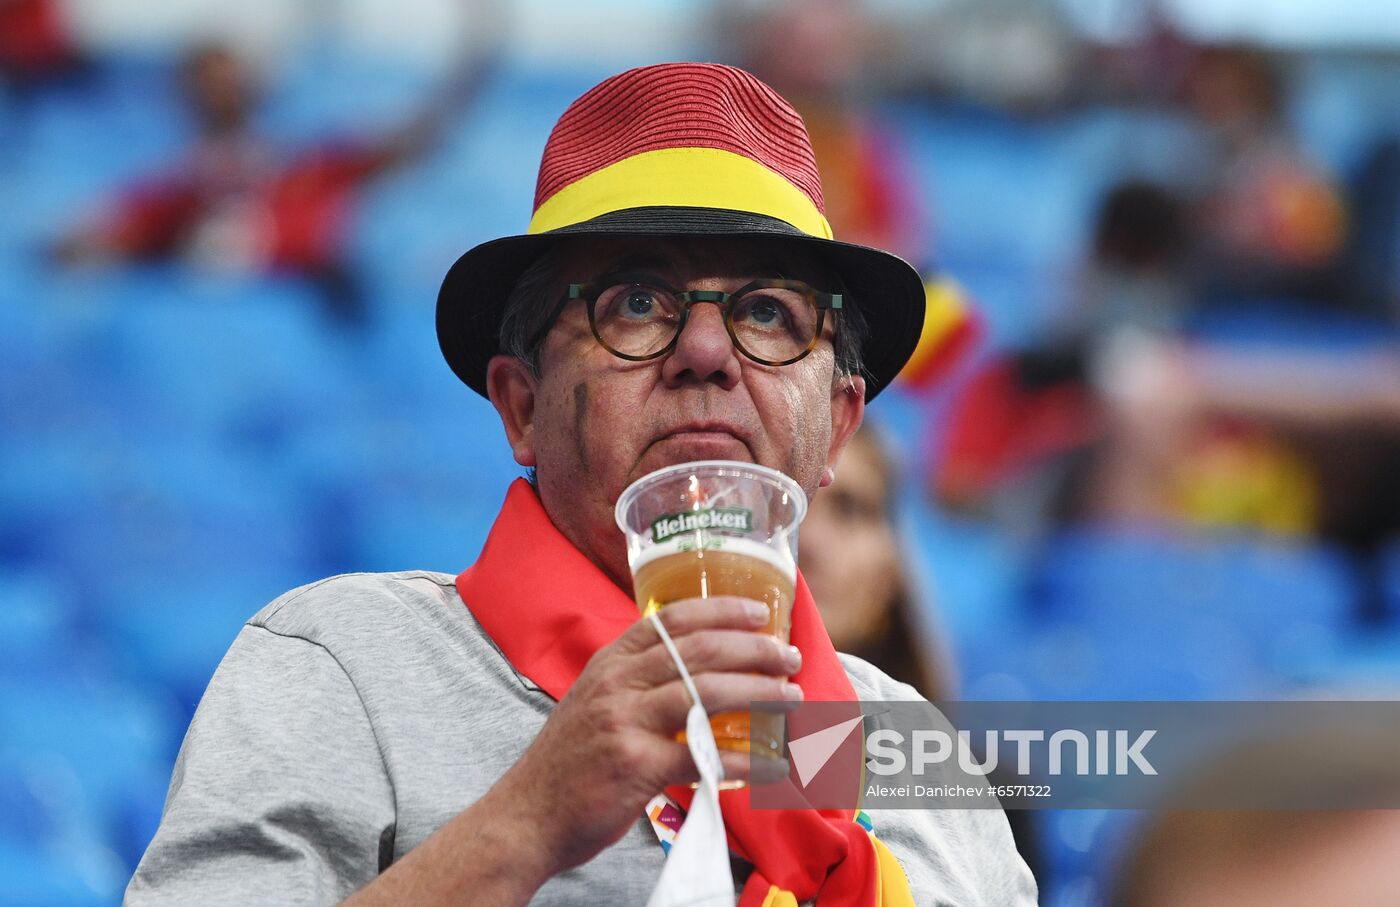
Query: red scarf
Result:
<box><xmin>457</xmin><ymin>479</ymin><xmax>894</xmax><ymax>905</ymax></box>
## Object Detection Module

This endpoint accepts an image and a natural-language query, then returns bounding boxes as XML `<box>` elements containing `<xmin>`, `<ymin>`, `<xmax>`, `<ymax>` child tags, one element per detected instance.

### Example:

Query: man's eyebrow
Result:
<box><xmin>593</xmin><ymin>253</ymin><xmax>812</xmax><ymax>282</ymax></box>
<box><xmin>596</xmin><ymin>253</ymin><xmax>671</xmax><ymax>277</ymax></box>
<box><xmin>743</xmin><ymin>260</ymin><xmax>793</xmax><ymax>278</ymax></box>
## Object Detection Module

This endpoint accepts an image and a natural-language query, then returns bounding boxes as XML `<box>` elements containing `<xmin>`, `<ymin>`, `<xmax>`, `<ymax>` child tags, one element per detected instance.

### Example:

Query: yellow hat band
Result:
<box><xmin>527</xmin><ymin>147</ymin><xmax>834</xmax><ymax>239</ymax></box>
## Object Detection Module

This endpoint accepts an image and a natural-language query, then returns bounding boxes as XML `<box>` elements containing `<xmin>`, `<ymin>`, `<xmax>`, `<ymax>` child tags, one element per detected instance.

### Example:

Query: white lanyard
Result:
<box><xmin>644</xmin><ymin>613</ymin><xmax>737</xmax><ymax>907</ymax></box>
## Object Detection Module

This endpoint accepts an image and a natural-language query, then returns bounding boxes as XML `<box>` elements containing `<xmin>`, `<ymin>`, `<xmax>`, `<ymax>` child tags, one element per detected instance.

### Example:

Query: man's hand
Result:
<box><xmin>342</xmin><ymin>595</ymin><xmax>802</xmax><ymax>907</ymax></box>
<box><xmin>499</xmin><ymin>594</ymin><xmax>804</xmax><ymax>878</ymax></box>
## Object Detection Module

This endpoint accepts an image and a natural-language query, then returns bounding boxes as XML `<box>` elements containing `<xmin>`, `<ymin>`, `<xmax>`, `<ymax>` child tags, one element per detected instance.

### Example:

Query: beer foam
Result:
<box><xmin>631</xmin><ymin>534</ymin><xmax>797</xmax><ymax>583</ymax></box>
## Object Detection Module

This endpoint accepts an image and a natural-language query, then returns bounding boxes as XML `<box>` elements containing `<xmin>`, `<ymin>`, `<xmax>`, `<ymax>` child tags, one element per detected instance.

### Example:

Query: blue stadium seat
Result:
<box><xmin>1380</xmin><ymin>537</ymin><xmax>1400</xmax><ymax>624</ymax></box>
<box><xmin>351</xmin><ymin>486</ymin><xmax>506</xmax><ymax>575</ymax></box>
<box><xmin>1184</xmin><ymin>300</ymin><xmax>1400</xmax><ymax>352</ymax></box>
<box><xmin>0</xmin><ymin>451</ymin><xmax>101</xmax><ymax>559</ymax></box>
<box><xmin>0</xmin><ymin>677</ymin><xmax>180</xmax><ymax>890</ymax></box>
<box><xmin>956</xmin><ymin>616</ymin><xmax>1252</xmax><ymax>701</ymax></box>
<box><xmin>1036</xmin><ymin>808</ymin><xmax>1144</xmax><ymax>907</ymax></box>
<box><xmin>0</xmin><ymin>571</ymin><xmax>83</xmax><ymax>677</ymax></box>
<box><xmin>0</xmin><ymin>838</ymin><xmax>117</xmax><ymax>907</ymax></box>
<box><xmin>99</xmin><ymin>270</ymin><xmax>355</xmax><ymax>434</ymax></box>
<box><xmin>24</xmin><ymin>449</ymin><xmax>318</xmax><ymax>598</ymax></box>
<box><xmin>359</xmin><ymin>303</ymin><xmax>483</xmax><ymax>413</ymax></box>
<box><xmin>1008</xmin><ymin>528</ymin><xmax>1359</xmax><ymax>697</ymax></box>
<box><xmin>1285</xmin><ymin>628</ymin><xmax>1400</xmax><ymax>693</ymax></box>
<box><xmin>1033</xmin><ymin>528</ymin><xmax>1357</xmax><ymax>625</ymax></box>
<box><xmin>94</xmin><ymin>568</ymin><xmax>309</xmax><ymax>711</ymax></box>
<box><xmin>260</xmin><ymin>45</ymin><xmax>438</xmax><ymax>141</ymax></box>
<box><xmin>904</xmin><ymin>498</ymin><xmax>1028</xmax><ymax>644</ymax></box>
<box><xmin>6</xmin><ymin>55</ymin><xmax>188</xmax><ymax>258</ymax></box>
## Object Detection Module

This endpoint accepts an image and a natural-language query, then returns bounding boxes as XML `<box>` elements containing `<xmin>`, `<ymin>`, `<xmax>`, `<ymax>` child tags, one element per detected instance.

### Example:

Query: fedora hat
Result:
<box><xmin>437</xmin><ymin>62</ymin><xmax>925</xmax><ymax>400</ymax></box>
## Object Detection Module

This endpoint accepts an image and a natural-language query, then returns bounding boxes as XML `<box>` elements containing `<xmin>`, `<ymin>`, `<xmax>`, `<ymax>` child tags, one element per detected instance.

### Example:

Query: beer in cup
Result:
<box><xmin>615</xmin><ymin>460</ymin><xmax>805</xmax><ymax>761</ymax></box>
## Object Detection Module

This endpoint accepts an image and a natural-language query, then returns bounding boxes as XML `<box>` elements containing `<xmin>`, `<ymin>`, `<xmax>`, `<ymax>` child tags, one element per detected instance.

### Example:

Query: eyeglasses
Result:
<box><xmin>534</xmin><ymin>278</ymin><xmax>842</xmax><ymax>367</ymax></box>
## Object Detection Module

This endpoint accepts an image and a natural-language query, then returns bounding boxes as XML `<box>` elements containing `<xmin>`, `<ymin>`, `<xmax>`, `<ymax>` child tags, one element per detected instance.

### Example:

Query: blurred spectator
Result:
<box><xmin>899</xmin><ymin>0</ymin><xmax>1083</xmax><ymax>115</ymax></box>
<box><xmin>1076</xmin><ymin>181</ymin><xmax>1193</xmax><ymax>338</ymax></box>
<box><xmin>1117</xmin><ymin>809</ymin><xmax>1400</xmax><ymax>906</ymax></box>
<box><xmin>1084</xmin><ymin>1</ymin><xmax>1197</xmax><ymax>108</ymax></box>
<box><xmin>719</xmin><ymin>0</ymin><xmax>925</xmax><ymax>260</ymax></box>
<box><xmin>1086</xmin><ymin>337</ymin><xmax>1400</xmax><ymax>574</ymax></box>
<box><xmin>930</xmin><ymin>181</ymin><xmax>1189</xmax><ymax>526</ymax></box>
<box><xmin>1184</xmin><ymin>44</ymin><xmax>1348</xmax><ymax>305</ymax></box>
<box><xmin>799</xmin><ymin>424</ymin><xmax>950</xmax><ymax>699</ymax></box>
<box><xmin>718</xmin><ymin>0</ymin><xmax>983</xmax><ymax>393</ymax></box>
<box><xmin>932</xmin><ymin>167</ymin><xmax>1400</xmax><ymax>572</ymax></box>
<box><xmin>799</xmin><ymin>424</ymin><xmax>1046</xmax><ymax>886</ymax></box>
<box><xmin>1112</xmin><ymin>716</ymin><xmax>1400</xmax><ymax>907</ymax></box>
<box><xmin>52</xmin><ymin>34</ymin><xmax>498</xmax><ymax>322</ymax></box>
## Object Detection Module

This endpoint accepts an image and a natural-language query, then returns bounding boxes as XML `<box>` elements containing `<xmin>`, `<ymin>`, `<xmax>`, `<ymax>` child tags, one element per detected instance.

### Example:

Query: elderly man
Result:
<box><xmin>127</xmin><ymin>63</ymin><xmax>1037</xmax><ymax>906</ymax></box>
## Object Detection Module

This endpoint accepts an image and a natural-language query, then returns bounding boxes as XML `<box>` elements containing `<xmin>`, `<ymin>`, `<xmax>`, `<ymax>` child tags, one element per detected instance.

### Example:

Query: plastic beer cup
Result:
<box><xmin>615</xmin><ymin>460</ymin><xmax>805</xmax><ymax>763</ymax></box>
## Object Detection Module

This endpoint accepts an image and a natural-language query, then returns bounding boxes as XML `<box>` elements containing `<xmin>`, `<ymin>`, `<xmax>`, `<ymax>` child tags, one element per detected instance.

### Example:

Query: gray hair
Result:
<box><xmin>497</xmin><ymin>244</ymin><xmax>869</xmax><ymax>383</ymax></box>
<box><xmin>498</xmin><ymin>244</ymin><xmax>573</xmax><ymax>379</ymax></box>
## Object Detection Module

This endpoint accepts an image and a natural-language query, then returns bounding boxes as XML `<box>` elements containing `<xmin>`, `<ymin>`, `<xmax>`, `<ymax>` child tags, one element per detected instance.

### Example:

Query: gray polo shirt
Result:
<box><xmin>125</xmin><ymin>571</ymin><xmax>1038</xmax><ymax>905</ymax></box>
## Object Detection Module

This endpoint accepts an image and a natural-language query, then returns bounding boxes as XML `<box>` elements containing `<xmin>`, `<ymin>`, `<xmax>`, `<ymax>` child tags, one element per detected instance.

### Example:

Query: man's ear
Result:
<box><xmin>822</xmin><ymin>373</ymin><xmax>865</xmax><ymax>487</ymax></box>
<box><xmin>486</xmin><ymin>355</ymin><xmax>539</xmax><ymax>468</ymax></box>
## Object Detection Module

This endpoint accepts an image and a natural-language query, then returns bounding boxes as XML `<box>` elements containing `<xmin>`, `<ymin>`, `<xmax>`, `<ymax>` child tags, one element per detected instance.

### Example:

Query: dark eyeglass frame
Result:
<box><xmin>530</xmin><ymin>278</ymin><xmax>843</xmax><ymax>367</ymax></box>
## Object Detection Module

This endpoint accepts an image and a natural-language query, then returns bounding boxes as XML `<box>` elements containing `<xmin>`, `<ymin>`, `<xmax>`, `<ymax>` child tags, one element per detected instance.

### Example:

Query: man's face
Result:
<box><xmin>486</xmin><ymin>234</ymin><xmax>865</xmax><ymax>586</ymax></box>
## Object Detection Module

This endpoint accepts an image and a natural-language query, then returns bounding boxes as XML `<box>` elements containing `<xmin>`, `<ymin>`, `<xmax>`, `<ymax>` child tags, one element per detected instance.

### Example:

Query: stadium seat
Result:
<box><xmin>1380</xmin><ymin>537</ymin><xmax>1400</xmax><ymax>624</ymax></box>
<box><xmin>0</xmin><ymin>570</ymin><xmax>83</xmax><ymax>677</ymax></box>
<box><xmin>1184</xmin><ymin>299</ymin><xmax>1400</xmax><ymax>351</ymax></box>
<box><xmin>0</xmin><ymin>838</ymin><xmax>118</xmax><ymax>907</ymax></box>
<box><xmin>1031</xmin><ymin>527</ymin><xmax>1357</xmax><ymax>628</ymax></box>
<box><xmin>351</xmin><ymin>485</ymin><xmax>505</xmax><ymax>576</ymax></box>
<box><xmin>904</xmin><ymin>497</ymin><xmax>1029</xmax><ymax>644</ymax></box>
<box><xmin>99</xmin><ymin>270</ymin><xmax>355</xmax><ymax>436</ymax></box>
<box><xmin>953</xmin><ymin>528</ymin><xmax>1360</xmax><ymax>699</ymax></box>
<box><xmin>0</xmin><ymin>676</ymin><xmax>180</xmax><ymax>890</ymax></box>
<box><xmin>94</xmin><ymin>567</ymin><xmax>312</xmax><ymax>711</ymax></box>
<box><xmin>1285</xmin><ymin>627</ymin><xmax>1400</xmax><ymax>693</ymax></box>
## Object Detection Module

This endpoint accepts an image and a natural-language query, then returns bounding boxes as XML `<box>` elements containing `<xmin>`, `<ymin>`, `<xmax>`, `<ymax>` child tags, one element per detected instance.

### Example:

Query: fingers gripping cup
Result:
<box><xmin>616</xmin><ymin>460</ymin><xmax>805</xmax><ymax>762</ymax></box>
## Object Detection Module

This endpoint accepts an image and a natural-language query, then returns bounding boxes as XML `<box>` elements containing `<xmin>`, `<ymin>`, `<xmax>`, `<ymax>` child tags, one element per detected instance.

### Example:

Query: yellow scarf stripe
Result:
<box><xmin>527</xmin><ymin>147</ymin><xmax>835</xmax><ymax>239</ymax></box>
<box><xmin>760</xmin><ymin>885</ymin><xmax>800</xmax><ymax>907</ymax></box>
<box><xmin>755</xmin><ymin>833</ymin><xmax>914</xmax><ymax>907</ymax></box>
<box><xmin>869</xmin><ymin>833</ymin><xmax>916</xmax><ymax>907</ymax></box>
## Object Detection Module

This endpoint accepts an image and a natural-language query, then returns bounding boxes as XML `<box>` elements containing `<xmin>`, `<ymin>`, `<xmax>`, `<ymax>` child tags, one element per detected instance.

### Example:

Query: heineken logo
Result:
<box><xmin>651</xmin><ymin>507</ymin><xmax>753</xmax><ymax>543</ymax></box>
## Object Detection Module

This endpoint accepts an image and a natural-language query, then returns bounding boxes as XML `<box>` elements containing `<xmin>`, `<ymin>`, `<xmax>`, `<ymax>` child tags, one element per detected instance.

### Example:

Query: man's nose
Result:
<box><xmin>660</xmin><ymin>299</ymin><xmax>742</xmax><ymax>390</ymax></box>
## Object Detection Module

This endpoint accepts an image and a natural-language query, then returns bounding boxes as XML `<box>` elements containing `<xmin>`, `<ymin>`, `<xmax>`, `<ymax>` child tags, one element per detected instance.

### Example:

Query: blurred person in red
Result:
<box><xmin>53</xmin><ymin>33</ymin><xmax>498</xmax><ymax>323</ymax></box>
<box><xmin>933</xmin><ymin>176</ymin><xmax>1400</xmax><ymax>579</ymax></box>
<box><xmin>0</xmin><ymin>0</ymin><xmax>85</xmax><ymax>90</ymax></box>
<box><xmin>931</xmin><ymin>181</ymin><xmax>1189</xmax><ymax>529</ymax></box>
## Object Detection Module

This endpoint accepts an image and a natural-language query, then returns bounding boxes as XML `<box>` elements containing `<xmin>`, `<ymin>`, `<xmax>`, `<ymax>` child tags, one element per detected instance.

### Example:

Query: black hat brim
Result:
<box><xmin>436</xmin><ymin>207</ymin><xmax>925</xmax><ymax>401</ymax></box>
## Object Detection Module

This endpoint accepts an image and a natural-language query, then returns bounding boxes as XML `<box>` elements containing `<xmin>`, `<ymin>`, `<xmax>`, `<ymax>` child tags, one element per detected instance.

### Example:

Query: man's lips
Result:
<box><xmin>655</xmin><ymin>422</ymin><xmax>747</xmax><ymax>442</ymax></box>
<box><xmin>664</xmin><ymin>430</ymin><xmax>738</xmax><ymax>440</ymax></box>
<box><xmin>650</xmin><ymin>423</ymin><xmax>753</xmax><ymax>456</ymax></box>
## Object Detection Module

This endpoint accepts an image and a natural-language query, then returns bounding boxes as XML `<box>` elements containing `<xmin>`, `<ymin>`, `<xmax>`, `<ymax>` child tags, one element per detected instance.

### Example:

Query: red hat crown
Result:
<box><xmin>532</xmin><ymin>62</ymin><xmax>826</xmax><ymax>216</ymax></box>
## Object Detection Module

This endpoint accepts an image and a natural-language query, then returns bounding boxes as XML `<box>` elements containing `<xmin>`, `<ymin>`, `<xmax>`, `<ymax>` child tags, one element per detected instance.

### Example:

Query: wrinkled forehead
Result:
<box><xmin>555</xmin><ymin>234</ymin><xmax>835</xmax><ymax>287</ymax></box>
